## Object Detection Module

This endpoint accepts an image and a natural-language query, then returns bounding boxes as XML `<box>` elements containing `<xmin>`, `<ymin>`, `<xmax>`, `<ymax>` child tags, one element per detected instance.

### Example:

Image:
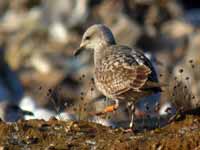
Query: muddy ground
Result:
<box><xmin>0</xmin><ymin>114</ymin><xmax>200</xmax><ymax>150</ymax></box>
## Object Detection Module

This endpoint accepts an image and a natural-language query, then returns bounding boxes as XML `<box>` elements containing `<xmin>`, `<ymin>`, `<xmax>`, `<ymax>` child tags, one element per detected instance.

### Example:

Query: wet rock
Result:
<box><xmin>0</xmin><ymin>101</ymin><xmax>33</xmax><ymax>122</ymax></box>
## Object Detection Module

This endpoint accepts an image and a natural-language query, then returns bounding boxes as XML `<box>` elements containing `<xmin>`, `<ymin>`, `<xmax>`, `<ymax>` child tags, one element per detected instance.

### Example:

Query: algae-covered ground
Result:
<box><xmin>0</xmin><ymin>115</ymin><xmax>200</xmax><ymax>150</ymax></box>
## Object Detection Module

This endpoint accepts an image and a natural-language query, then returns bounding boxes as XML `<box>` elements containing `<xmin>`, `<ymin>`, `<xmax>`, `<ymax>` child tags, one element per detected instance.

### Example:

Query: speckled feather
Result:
<box><xmin>76</xmin><ymin>24</ymin><xmax>161</xmax><ymax>103</ymax></box>
<box><xmin>94</xmin><ymin>45</ymin><xmax>160</xmax><ymax>102</ymax></box>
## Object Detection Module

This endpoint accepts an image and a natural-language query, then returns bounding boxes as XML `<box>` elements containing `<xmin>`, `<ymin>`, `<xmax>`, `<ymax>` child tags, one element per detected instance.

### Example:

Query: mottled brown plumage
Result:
<box><xmin>94</xmin><ymin>47</ymin><xmax>151</xmax><ymax>100</ymax></box>
<box><xmin>74</xmin><ymin>24</ymin><xmax>161</xmax><ymax>104</ymax></box>
<box><xmin>74</xmin><ymin>24</ymin><xmax>161</xmax><ymax>129</ymax></box>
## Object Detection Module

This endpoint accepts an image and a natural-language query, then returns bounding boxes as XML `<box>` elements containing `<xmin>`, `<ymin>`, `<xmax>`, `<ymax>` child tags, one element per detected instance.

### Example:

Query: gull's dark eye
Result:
<box><xmin>85</xmin><ymin>36</ymin><xmax>90</xmax><ymax>40</ymax></box>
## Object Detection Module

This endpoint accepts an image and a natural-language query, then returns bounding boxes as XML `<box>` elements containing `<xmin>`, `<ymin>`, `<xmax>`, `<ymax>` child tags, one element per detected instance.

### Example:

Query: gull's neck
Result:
<box><xmin>93</xmin><ymin>31</ymin><xmax>116</xmax><ymax>66</ymax></box>
<box><xmin>94</xmin><ymin>42</ymin><xmax>114</xmax><ymax>67</ymax></box>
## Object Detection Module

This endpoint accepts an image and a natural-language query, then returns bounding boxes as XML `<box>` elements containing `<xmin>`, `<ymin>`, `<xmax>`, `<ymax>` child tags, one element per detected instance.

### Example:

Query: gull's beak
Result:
<box><xmin>73</xmin><ymin>46</ymin><xmax>85</xmax><ymax>56</ymax></box>
<box><xmin>73</xmin><ymin>43</ymin><xmax>86</xmax><ymax>56</ymax></box>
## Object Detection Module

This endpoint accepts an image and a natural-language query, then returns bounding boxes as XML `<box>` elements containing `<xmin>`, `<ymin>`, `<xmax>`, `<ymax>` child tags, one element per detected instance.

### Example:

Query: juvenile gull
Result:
<box><xmin>74</xmin><ymin>24</ymin><xmax>161</xmax><ymax>129</ymax></box>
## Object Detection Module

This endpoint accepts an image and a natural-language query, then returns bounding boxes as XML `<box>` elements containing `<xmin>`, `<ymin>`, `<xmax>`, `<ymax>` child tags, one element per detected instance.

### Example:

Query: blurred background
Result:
<box><xmin>0</xmin><ymin>0</ymin><xmax>200</xmax><ymax>126</ymax></box>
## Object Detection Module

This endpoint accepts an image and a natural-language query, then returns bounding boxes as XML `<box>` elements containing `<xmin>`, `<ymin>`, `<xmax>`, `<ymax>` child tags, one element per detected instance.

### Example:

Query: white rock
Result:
<box><xmin>20</xmin><ymin>96</ymin><xmax>55</xmax><ymax>121</ymax></box>
<box><xmin>30</xmin><ymin>53</ymin><xmax>52</xmax><ymax>74</ymax></box>
<box><xmin>89</xmin><ymin>116</ymin><xmax>116</xmax><ymax>128</ymax></box>
<box><xmin>49</xmin><ymin>22</ymin><xmax>69</xmax><ymax>43</ymax></box>
<box><xmin>19</xmin><ymin>96</ymin><xmax>36</xmax><ymax>112</ymax></box>
<box><xmin>56</xmin><ymin>112</ymin><xmax>77</xmax><ymax>121</ymax></box>
<box><xmin>25</xmin><ymin>108</ymin><xmax>55</xmax><ymax>121</ymax></box>
<box><xmin>159</xmin><ymin>102</ymin><xmax>176</xmax><ymax>116</ymax></box>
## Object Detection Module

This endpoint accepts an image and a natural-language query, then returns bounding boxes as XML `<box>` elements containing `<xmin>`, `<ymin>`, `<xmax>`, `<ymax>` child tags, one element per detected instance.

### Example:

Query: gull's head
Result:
<box><xmin>74</xmin><ymin>24</ymin><xmax>116</xmax><ymax>56</ymax></box>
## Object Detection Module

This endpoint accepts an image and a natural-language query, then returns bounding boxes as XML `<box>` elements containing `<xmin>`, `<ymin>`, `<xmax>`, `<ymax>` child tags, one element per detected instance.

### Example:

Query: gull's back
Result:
<box><xmin>94</xmin><ymin>45</ymin><xmax>161</xmax><ymax>102</ymax></box>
